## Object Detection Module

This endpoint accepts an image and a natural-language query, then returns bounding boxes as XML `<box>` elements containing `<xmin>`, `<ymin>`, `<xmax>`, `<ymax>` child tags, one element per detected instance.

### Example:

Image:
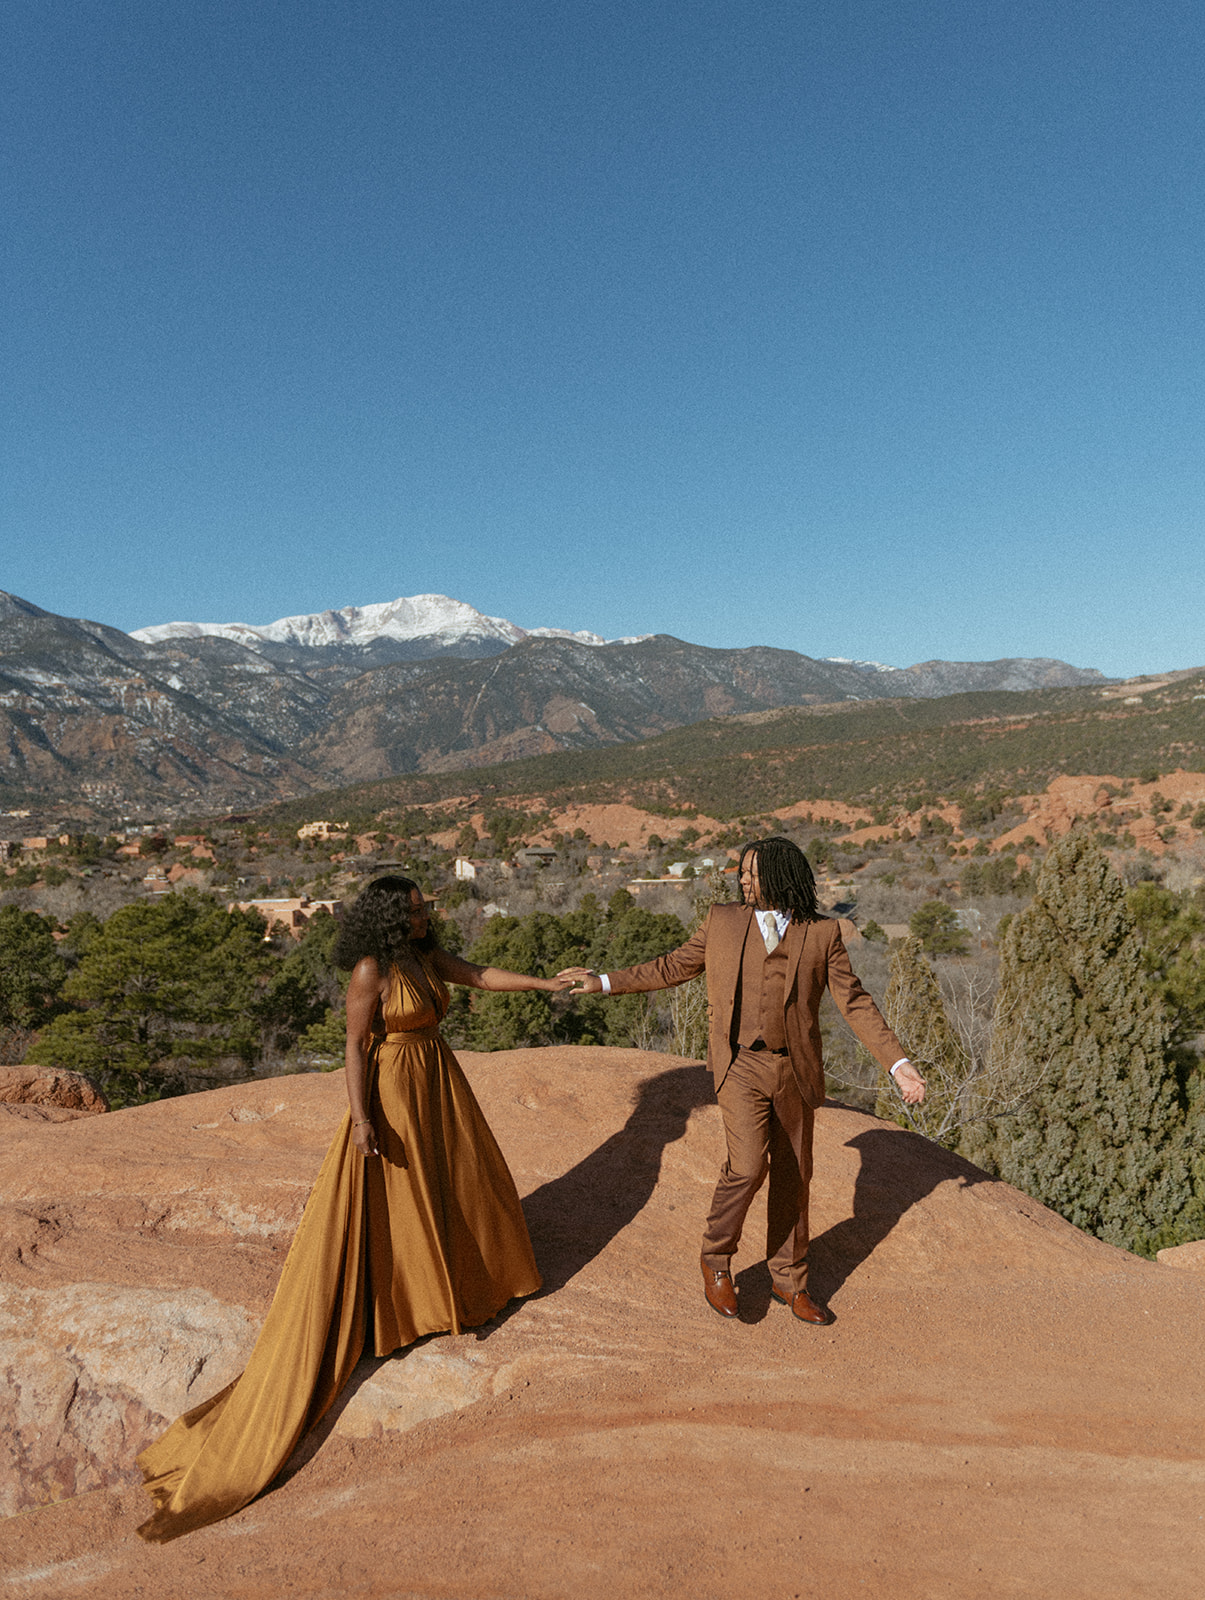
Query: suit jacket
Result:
<box><xmin>606</xmin><ymin>903</ymin><xmax>905</xmax><ymax>1108</ymax></box>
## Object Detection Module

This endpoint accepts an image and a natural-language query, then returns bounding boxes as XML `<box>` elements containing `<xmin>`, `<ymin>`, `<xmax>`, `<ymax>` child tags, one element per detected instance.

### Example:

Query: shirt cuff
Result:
<box><xmin>889</xmin><ymin>1058</ymin><xmax>910</xmax><ymax>1076</ymax></box>
<box><xmin>599</xmin><ymin>973</ymin><xmax>612</xmax><ymax>995</ymax></box>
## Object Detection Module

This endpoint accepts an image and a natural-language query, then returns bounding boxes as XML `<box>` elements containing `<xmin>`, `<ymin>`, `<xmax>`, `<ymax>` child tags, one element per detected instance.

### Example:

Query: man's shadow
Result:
<box><xmin>734</xmin><ymin>1117</ymin><xmax>994</xmax><ymax>1319</ymax></box>
<box><xmin>518</xmin><ymin>1061</ymin><xmax>714</xmax><ymax>1297</ymax></box>
<box><xmin>806</xmin><ymin>1119</ymin><xmax>993</xmax><ymax>1307</ymax></box>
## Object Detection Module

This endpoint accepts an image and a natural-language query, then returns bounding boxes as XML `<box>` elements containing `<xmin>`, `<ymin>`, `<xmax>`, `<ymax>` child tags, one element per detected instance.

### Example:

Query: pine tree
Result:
<box><xmin>28</xmin><ymin>891</ymin><xmax>272</xmax><ymax>1105</ymax></box>
<box><xmin>964</xmin><ymin>830</ymin><xmax>1198</xmax><ymax>1256</ymax></box>
<box><xmin>0</xmin><ymin>906</ymin><xmax>64</xmax><ymax>1030</ymax></box>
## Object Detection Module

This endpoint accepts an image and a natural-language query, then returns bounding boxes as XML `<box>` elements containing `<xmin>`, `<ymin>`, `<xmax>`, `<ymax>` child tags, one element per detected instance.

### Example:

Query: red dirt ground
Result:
<box><xmin>1</xmin><ymin>1048</ymin><xmax>1202</xmax><ymax>1599</ymax></box>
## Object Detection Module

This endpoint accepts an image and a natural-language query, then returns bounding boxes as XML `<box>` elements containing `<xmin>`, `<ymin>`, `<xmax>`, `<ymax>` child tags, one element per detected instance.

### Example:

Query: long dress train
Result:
<box><xmin>136</xmin><ymin>957</ymin><xmax>540</xmax><ymax>1543</ymax></box>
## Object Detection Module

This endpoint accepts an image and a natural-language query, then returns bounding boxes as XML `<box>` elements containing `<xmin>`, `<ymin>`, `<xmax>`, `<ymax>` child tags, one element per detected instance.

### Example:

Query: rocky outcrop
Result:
<box><xmin>0</xmin><ymin>1049</ymin><xmax>1202</xmax><ymax>1598</ymax></box>
<box><xmin>0</xmin><ymin>1283</ymin><xmax>256</xmax><ymax>1513</ymax></box>
<box><xmin>992</xmin><ymin>769</ymin><xmax>1205</xmax><ymax>855</ymax></box>
<box><xmin>0</xmin><ymin>1065</ymin><xmax>108</xmax><ymax>1124</ymax></box>
<box><xmin>1157</xmin><ymin>1238</ymin><xmax>1205</xmax><ymax>1274</ymax></box>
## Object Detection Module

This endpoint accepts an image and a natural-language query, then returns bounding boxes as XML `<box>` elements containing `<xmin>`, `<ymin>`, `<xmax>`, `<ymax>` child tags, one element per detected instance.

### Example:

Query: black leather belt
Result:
<box><xmin>747</xmin><ymin>1039</ymin><xmax>788</xmax><ymax>1054</ymax></box>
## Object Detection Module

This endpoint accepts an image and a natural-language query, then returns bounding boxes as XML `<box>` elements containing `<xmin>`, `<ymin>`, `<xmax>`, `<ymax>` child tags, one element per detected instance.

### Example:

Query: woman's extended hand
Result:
<box><xmin>352</xmin><ymin>1116</ymin><xmax>380</xmax><ymax>1158</ymax></box>
<box><xmin>557</xmin><ymin>967</ymin><xmax>603</xmax><ymax>994</ymax></box>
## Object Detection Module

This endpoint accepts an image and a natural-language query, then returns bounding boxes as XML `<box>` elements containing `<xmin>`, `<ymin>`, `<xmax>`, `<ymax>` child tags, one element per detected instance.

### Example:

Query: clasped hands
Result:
<box><xmin>556</xmin><ymin>967</ymin><xmax>604</xmax><ymax>995</ymax></box>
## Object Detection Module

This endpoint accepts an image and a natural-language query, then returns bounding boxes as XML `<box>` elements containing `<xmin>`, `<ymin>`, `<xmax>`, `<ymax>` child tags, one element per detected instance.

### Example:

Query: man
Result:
<box><xmin>561</xmin><ymin>837</ymin><xmax>925</xmax><ymax>1325</ymax></box>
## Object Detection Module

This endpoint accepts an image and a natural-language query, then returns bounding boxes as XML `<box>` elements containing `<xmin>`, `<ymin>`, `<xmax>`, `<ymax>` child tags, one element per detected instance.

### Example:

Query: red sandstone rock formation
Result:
<box><xmin>0</xmin><ymin>1049</ymin><xmax>1202</xmax><ymax>1598</ymax></box>
<box><xmin>991</xmin><ymin>770</ymin><xmax>1205</xmax><ymax>855</ymax></box>
<box><xmin>0</xmin><ymin>1065</ymin><xmax>109</xmax><ymax>1125</ymax></box>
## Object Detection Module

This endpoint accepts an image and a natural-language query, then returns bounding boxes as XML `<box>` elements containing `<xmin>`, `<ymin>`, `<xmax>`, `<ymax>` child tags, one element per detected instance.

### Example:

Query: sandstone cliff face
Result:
<box><xmin>0</xmin><ymin>1051</ymin><xmax>1202</xmax><ymax>1599</ymax></box>
<box><xmin>0</xmin><ymin>1065</ymin><xmax>109</xmax><ymax>1125</ymax></box>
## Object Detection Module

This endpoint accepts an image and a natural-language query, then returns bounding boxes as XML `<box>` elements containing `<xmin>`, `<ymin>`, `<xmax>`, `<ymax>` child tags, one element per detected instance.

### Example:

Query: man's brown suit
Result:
<box><xmin>605</xmin><ymin>901</ymin><xmax>906</xmax><ymax>1294</ymax></box>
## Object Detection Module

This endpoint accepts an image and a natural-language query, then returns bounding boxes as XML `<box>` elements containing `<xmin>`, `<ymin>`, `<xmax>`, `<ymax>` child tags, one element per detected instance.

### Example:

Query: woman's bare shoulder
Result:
<box><xmin>348</xmin><ymin>955</ymin><xmax>389</xmax><ymax>992</ymax></box>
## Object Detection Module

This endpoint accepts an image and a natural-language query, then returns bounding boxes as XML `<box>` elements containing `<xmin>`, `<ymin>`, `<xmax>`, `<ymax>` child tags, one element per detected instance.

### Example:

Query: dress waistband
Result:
<box><xmin>378</xmin><ymin>1024</ymin><xmax>442</xmax><ymax>1044</ymax></box>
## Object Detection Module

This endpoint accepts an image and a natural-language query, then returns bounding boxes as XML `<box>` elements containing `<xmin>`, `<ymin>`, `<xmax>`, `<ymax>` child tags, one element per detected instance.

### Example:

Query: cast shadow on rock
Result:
<box><xmin>514</xmin><ymin>1060</ymin><xmax>714</xmax><ymax>1302</ymax></box>
<box><xmin>807</xmin><ymin>1120</ymin><xmax>994</xmax><ymax>1306</ymax></box>
<box><xmin>278</xmin><ymin>1061</ymin><xmax>714</xmax><ymax>1475</ymax></box>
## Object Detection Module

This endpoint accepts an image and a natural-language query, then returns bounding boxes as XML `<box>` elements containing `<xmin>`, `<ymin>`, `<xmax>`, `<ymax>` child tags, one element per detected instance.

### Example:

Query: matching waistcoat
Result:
<box><xmin>735</xmin><ymin>925</ymin><xmax>788</xmax><ymax>1051</ymax></box>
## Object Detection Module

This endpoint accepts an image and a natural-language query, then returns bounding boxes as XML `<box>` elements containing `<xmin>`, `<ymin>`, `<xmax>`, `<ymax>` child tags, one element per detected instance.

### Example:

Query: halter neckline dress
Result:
<box><xmin>137</xmin><ymin>954</ymin><xmax>540</xmax><ymax>1543</ymax></box>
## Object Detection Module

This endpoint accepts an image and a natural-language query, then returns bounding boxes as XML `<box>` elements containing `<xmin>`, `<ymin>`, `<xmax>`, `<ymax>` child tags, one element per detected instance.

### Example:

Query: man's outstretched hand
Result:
<box><xmin>558</xmin><ymin>967</ymin><xmax>603</xmax><ymax>995</ymax></box>
<box><xmin>893</xmin><ymin>1061</ymin><xmax>926</xmax><ymax>1105</ymax></box>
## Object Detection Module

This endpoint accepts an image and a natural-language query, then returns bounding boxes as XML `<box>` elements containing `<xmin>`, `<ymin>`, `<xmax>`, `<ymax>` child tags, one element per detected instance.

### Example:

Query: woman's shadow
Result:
<box><xmin>515</xmin><ymin>1060</ymin><xmax>714</xmax><ymax>1299</ymax></box>
<box><xmin>281</xmin><ymin>1060</ymin><xmax>714</xmax><ymax>1472</ymax></box>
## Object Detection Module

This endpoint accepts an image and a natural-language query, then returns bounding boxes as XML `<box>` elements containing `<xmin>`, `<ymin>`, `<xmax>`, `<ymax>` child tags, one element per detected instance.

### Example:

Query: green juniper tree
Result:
<box><xmin>963</xmin><ymin>830</ymin><xmax>1201</xmax><ymax>1256</ymax></box>
<box><xmin>457</xmin><ymin>911</ymin><xmax>593</xmax><ymax>1050</ymax></box>
<box><xmin>909</xmin><ymin>900</ymin><xmax>969</xmax><ymax>955</ymax></box>
<box><xmin>28</xmin><ymin>891</ymin><xmax>273</xmax><ymax>1105</ymax></box>
<box><xmin>0</xmin><ymin>905</ymin><xmax>65</xmax><ymax>1062</ymax></box>
<box><xmin>451</xmin><ymin>900</ymin><xmax>690</xmax><ymax>1052</ymax></box>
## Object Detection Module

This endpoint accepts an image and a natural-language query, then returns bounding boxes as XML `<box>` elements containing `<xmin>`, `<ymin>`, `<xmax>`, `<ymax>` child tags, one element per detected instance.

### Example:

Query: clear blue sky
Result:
<box><xmin>3</xmin><ymin>0</ymin><xmax>1203</xmax><ymax>677</ymax></box>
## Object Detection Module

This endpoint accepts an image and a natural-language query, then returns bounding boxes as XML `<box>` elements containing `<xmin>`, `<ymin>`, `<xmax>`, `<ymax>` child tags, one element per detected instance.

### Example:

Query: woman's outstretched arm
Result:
<box><xmin>429</xmin><ymin>949</ymin><xmax>574</xmax><ymax>993</ymax></box>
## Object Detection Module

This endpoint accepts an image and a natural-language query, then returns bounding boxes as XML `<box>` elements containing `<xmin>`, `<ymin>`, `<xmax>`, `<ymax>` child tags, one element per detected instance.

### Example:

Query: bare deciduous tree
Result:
<box><xmin>868</xmin><ymin>936</ymin><xmax>1053</xmax><ymax>1148</ymax></box>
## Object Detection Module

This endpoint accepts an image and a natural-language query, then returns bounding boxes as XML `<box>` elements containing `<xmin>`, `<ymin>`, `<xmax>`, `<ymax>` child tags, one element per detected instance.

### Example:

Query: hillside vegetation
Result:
<box><xmin>255</xmin><ymin>671</ymin><xmax>1205</xmax><ymax>832</ymax></box>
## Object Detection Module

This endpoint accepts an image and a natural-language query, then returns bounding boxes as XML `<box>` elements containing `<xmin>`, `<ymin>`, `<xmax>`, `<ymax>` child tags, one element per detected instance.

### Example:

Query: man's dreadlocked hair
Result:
<box><xmin>332</xmin><ymin>875</ymin><xmax>438</xmax><ymax>972</ymax></box>
<box><xmin>739</xmin><ymin>836</ymin><xmax>819</xmax><ymax>922</ymax></box>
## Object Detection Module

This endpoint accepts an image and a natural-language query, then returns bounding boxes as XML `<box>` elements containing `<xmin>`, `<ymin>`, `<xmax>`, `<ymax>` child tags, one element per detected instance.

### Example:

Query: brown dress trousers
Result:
<box><xmin>605</xmin><ymin>904</ymin><xmax>906</xmax><ymax>1293</ymax></box>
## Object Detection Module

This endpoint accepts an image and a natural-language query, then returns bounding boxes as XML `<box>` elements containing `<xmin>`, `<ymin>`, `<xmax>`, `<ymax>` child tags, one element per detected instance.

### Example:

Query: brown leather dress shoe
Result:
<box><xmin>770</xmin><ymin>1284</ymin><xmax>829</xmax><ymax>1324</ymax></box>
<box><xmin>702</xmin><ymin>1260</ymin><xmax>740</xmax><ymax>1318</ymax></box>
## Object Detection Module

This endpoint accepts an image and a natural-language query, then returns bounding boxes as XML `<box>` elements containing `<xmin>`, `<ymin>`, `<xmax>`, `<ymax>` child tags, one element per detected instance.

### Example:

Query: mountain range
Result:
<box><xmin>0</xmin><ymin>589</ymin><xmax>1112</xmax><ymax>819</ymax></box>
<box><xmin>130</xmin><ymin>593</ymin><xmax>652</xmax><ymax>663</ymax></box>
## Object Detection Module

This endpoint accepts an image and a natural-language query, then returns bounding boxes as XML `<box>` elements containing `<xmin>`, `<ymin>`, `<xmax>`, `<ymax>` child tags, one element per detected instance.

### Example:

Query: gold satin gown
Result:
<box><xmin>137</xmin><ymin>956</ymin><xmax>541</xmax><ymax>1543</ymax></box>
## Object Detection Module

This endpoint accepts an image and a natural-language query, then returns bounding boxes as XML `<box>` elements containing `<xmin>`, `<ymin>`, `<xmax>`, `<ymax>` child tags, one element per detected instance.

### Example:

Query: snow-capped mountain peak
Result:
<box><xmin>818</xmin><ymin>656</ymin><xmax>900</xmax><ymax>673</ymax></box>
<box><xmin>131</xmin><ymin>594</ymin><xmax>646</xmax><ymax>654</ymax></box>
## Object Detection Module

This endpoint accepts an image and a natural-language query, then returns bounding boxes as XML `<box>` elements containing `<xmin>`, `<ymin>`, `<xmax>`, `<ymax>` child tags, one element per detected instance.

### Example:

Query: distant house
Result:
<box><xmin>229</xmin><ymin>896</ymin><xmax>343</xmax><ymax>936</ymax></box>
<box><xmin>167</xmin><ymin>863</ymin><xmax>208</xmax><ymax>887</ymax></box>
<box><xmin>666</xmin><ymin>859</ymin><xmax>719</xmax><ymax>878</ymax></box>
<box><xmin>297</xmin><ymin>821</ymin><xmax>349</xmax><ymax>842</ymax></box>
<box><xmin>516</xmin><ymin>847</ymin><xmax>557</xmax><ymax>867</ymax></box>
<box><xmin>453</xmin><ymin>858</ymin><xmax>478</xmax><ymax>881</ymax></box>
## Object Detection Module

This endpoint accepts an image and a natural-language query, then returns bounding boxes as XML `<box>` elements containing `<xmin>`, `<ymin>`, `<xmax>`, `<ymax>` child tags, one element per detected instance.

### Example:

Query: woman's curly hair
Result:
<box><xmin>333</xmin><ymin>876</ymin><xmax>438</xmax><ymax>972</ymax></box>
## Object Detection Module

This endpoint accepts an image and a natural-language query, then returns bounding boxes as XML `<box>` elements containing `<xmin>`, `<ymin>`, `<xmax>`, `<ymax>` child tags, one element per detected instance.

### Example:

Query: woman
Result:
<box><xmin>137</xmin><ymin>876</ymin><xmax>570</xmax><ymax>1543</ymax></box>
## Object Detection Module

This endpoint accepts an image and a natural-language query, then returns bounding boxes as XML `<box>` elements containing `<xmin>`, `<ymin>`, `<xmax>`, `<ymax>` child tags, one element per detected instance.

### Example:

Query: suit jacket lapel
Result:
<box><xmin>732</xmin><ymin>905</ymin><xmax>756</xmax><ymax>975</ymax></box>
<box><xmin>720</xmin><ymin>906</ymin><xmax>757</xmax><ymax>1004</ymax></box>
<box><xmin>784</xmin><ymin>914</ymin><xmax>807</xmax><ymax>993</ymax></box>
